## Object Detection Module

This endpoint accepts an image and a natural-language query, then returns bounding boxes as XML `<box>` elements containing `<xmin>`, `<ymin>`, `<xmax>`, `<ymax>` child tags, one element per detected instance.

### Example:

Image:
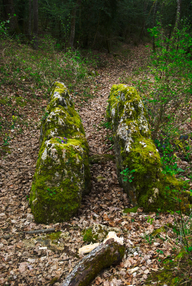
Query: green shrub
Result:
<box><xmin>136</xmin><ymin>22</ymin><xmax>192</xmax><ymax>141</ymax></box>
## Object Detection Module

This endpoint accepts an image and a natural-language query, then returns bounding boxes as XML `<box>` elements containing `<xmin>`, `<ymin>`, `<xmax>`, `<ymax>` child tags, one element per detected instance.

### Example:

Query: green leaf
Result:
<box><xmin>177</xmin><ymin>168</ymin><xmax>185</xmax><ymax>172</ymax></box>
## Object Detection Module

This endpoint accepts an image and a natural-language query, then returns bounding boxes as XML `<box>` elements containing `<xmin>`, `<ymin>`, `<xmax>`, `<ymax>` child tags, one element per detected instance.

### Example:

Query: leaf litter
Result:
<box><xmin>0</xmin><ymin>44</ymin><xmax>192</xmax><ymax>286</ymax></box>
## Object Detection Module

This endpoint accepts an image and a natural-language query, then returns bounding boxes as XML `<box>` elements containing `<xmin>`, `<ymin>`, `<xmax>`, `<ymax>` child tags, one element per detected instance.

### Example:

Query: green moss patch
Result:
<box><xmin>123</xmin><ymin>206</ymin><xmax>139</xmax><ymax>213</ymax></box>
<box><xmin>0</xmin><ymin>146</ymin><xmax>12</xmax><ymax>155</ymax></box>
<box><xmin>107</xmin><ymin>84</ymin><xmax>191</xmax><ymax>213</ymax></box>
<box><xmin>50</xmin><ymin>277</ymin><xmax>59</xmax><ymax>285</ymax></box>
<box><xmin>15</xmin><ymin>96</ymin><xmax>27</xmax><ymax>107</ymax></box>
<box><xmin>82</xmin><ymin>228</ymin><xmax>98</xmax><ymax>243</ymax></box>
<box><xmin>82</xmin><ymin>224</ymin><xmax>121</xmax><ymax>244</ymax></box>
<box><xmin>30</xmin><ymin>81</ymin><xmax>91</xmax><ymax>224</ymax></box>
<box><xmin>48</xmin><ymin>231</ymin><xmax>61</xmax><ymax>242</ymax></box>
<box><xmin>145</xmin><ymin>249</ymin><xmax>192</xmax><ymax>285</ymax></box>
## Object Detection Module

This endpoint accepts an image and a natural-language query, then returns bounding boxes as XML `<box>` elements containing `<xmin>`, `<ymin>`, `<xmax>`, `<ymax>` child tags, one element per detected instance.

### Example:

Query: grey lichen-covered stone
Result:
<box><xmin>107</xmin><ymin>84</ymin><xmax>191</xmax><ymax>213</ymax></box>
<box><xmin>30</xmin><ymin>82</ymin><xmax>91</xmax><ymax>224</ymax></box>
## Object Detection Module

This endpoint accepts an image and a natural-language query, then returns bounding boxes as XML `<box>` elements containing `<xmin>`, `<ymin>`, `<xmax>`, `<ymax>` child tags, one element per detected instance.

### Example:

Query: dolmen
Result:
<box><xmin>107</xmin><ymin>84</ymin><xmax>191</xmax><ymax>213</ymax></box>
<box><xmin>30</xmin><ymin>82</ymin><xmax>91</xmax><ymax>224</ymax></box>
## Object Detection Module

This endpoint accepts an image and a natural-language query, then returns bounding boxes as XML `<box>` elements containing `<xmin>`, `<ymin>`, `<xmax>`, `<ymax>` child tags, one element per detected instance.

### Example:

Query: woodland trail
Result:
<box><xmin>0</xmin><ymin>44</ymin><xmax>187</xmax><ymax>286</ymax></box>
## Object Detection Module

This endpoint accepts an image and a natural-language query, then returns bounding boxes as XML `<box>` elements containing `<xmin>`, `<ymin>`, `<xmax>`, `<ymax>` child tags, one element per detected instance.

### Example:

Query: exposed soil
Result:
<box><xmin>0</xmin><ymin>44</ymin><xmax>191</xmax><ymax>286</ymax></box>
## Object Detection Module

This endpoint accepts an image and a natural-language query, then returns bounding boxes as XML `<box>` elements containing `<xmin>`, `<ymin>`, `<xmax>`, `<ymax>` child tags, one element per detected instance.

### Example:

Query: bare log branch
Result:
<box><xmin>24</xmin><ymin>228</ymin><xmax>55</xmax><ymax>234</ymax></box>
<box><xmin>60</xmin><ymin>238</ymin><xmax>125</xmax><ymax>286</ymax></box>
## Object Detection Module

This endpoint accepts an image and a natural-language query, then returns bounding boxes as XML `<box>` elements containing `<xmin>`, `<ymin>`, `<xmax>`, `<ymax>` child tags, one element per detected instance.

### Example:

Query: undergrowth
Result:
<box><xmin>0</xmin><ymin>35</ymin><xmax>99</xmax><ymax>157</ymax></box>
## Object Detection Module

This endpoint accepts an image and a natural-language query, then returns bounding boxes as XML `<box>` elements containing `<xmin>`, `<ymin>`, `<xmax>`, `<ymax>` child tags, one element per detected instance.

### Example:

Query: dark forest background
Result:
<box><xmin>1</xmin><ymin>0</ymin><xmax>192</xmax><ymax>51</ymax></box>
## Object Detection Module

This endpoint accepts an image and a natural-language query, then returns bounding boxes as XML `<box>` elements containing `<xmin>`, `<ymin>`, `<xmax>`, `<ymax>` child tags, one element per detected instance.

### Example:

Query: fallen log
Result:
<box><xmin>0</xmin><ymin>228</ymin><xmax>56</xmax><ymax>239</ymax></box>
<box><xmin>60</xmin><ymin>234</ymin><xmax>125</xmax><ymax>286</ymax></box>
<box><xmin>24</xmin><ymin>228</ymin><xmax>55</xmax><ymax>234</ymax></box>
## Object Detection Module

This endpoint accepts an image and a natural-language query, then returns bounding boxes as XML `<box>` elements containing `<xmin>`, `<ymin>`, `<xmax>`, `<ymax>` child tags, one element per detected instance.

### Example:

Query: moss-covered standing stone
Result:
<box><xmin>107</xmin><ymin>84</ymin><xmax>191</xmax><ymax>213</ymax></box>
<box><xmin>30</xmin><ymin>81</ymin><xmax>91</xmax><ymax>223</ymax></box>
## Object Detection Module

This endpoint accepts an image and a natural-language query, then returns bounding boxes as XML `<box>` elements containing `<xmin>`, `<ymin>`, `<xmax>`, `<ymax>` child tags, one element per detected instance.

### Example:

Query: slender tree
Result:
<box><xmin>152</xmin><ymin>0</ymin><xmax>158</xmax><ymax>52</ymax></box>
<box><xmin>33</xmin><ymin>0</ymin><xmax>38</xmax><ymax>49</ymax></box>
<box><xmin>175</xmin><ymin>0</ymin><xmax>181</xmax><ymax>29</ymax></box>
<box><xmin>69</xmin><ymin>0</ymin><xmax>82</xmax><ymax>48</ymax></box>
<box><xmin>28</xmin><ymin>0</ymin><xmax>32</xmax><ymax>41</ymax></box>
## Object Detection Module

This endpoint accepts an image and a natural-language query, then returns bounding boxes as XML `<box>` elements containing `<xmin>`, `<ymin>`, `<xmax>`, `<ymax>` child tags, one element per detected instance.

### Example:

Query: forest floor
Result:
<box><xmin>0</xmin><ymin>43</ymin><xmax>192</xmax><ymax>286</ymax></box>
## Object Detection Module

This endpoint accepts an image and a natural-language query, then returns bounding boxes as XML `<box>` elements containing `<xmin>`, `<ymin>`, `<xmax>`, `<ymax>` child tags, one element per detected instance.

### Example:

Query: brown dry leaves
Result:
<box><xmin>0</xmin><ymin>44</ymin><xmax>190</xmax><ymax>286</ymax></box>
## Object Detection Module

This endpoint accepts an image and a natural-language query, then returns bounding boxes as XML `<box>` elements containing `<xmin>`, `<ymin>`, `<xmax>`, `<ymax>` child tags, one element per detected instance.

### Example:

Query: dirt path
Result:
<box><xmin>0</xmin><ymin>45</ymin><xmax>184</xmax><ymax>286</ymax></box>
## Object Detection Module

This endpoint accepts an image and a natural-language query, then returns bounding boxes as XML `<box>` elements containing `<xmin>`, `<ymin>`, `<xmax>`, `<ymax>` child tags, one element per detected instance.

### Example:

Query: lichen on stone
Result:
<box><xmin>30</xmin><ymin>81</ymin><xmax>91</xmax><ymax>224</ymax></box>
<box><xmin>107</xmin><ymin>84</ymin><xmax>191</xmax><ymax>213</ymax></box>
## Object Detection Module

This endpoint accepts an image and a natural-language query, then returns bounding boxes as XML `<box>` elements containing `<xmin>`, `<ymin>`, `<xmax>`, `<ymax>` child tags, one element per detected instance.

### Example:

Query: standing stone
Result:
<box><xmin>30</xmin><ymin>82</ymin><xmax>91</xmax><ymax>224</ymax></box>
<box><xmin>107</xmin><ymin>84</ymin><xmax>191</xmax><ymax>213</ymax></box>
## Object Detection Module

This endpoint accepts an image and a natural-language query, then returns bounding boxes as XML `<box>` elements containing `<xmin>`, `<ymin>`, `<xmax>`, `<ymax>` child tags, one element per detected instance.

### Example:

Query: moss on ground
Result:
<box><xmin>145</xmin><ymin>249</ymin><xmax>192</xmax><ymax>285</ymax></box>
<box><xmin>82</xmin><ymin>228</ymin><xmax>98</xmax><ymax>243</ymax></box>
<box><xmin>50</xmin><ymin>277</ymin><xmax>59</xmax><ymax>285</ymax></box>
<box><xmin>151</xmin><ymin>227</ymin><xmax>166</xmax><ymax>237</ymax></box>
<box><xmin>123</xmin><ymin>206</ymin><xmax>139</xmax><ymax>213</ymax></box>
<box><xmin>82</xmin><ymin>224</ymin><xmax>121</xmax><ymax>244</ymax></box>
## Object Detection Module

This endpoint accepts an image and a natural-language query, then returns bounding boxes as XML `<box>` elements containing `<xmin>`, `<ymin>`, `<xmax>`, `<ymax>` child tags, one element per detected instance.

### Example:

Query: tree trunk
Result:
<box><xmin>139</xmin><ymin>0</ymin><xmax>150</xmax><ymax>39</ymax></box>
<box><xmin>69</xmin><ymin>0</ymin><xmax>81</xmax><ymax>49</ymax></box>
<box><xmin>175</xmin><ymin>0</ymin><xmax>181</xmax><ymax>30</ymax></box>
<box><xmin>28</xmin><ymin>0</ymin><xmax>32</xmax><ymax>41</ymax></box>
<box><xmin>69</xmin><ymin>7</ymin><xmax>76</xmax><ymax>49</ymax></box>
<box><xmin>60</xmin><ymin>239</ymin><xmax>125</xmax><ymax>286</ymax></box>
<box><xmin>92</xmin><ymin>13</ymin><xmax>100</xmax><ymax>47</ymax></box>
<box><xmin>152</xmin><ymin>0</ymin><xmax>158</xmax><ymax>52</ymax></box>
<box><xmin>33</xmin><ymin>0</ymin><xmax>38</xmax><ymax>49</ymax></box>
<box><xmin>171</xmin><ymin>0</ymin><xmax>181</xmax><ymax>49</ymax></box>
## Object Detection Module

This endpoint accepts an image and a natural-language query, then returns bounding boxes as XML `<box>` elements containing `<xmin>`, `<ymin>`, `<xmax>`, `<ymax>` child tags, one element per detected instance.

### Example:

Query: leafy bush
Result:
<box><xmin>136</xmin><ymin>22</ymin><xmax>192</xmax><ymax>141</ymax></box>
<box><xmin>0</xmin><ymin>19</ymin><xmax>10</xmax><ymax>37</ymax></box>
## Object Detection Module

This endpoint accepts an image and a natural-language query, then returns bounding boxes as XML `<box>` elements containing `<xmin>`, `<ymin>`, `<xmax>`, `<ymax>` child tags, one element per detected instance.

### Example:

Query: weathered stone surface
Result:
<box><xmin>30</xmin><ymin>82</ymin><xmax>91</xmax><ymax>224</ymax></box>
<box><xmin>107</xmin><ymin>84</ymin><xmax>191</xmax><ymax>213</ymax></box>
